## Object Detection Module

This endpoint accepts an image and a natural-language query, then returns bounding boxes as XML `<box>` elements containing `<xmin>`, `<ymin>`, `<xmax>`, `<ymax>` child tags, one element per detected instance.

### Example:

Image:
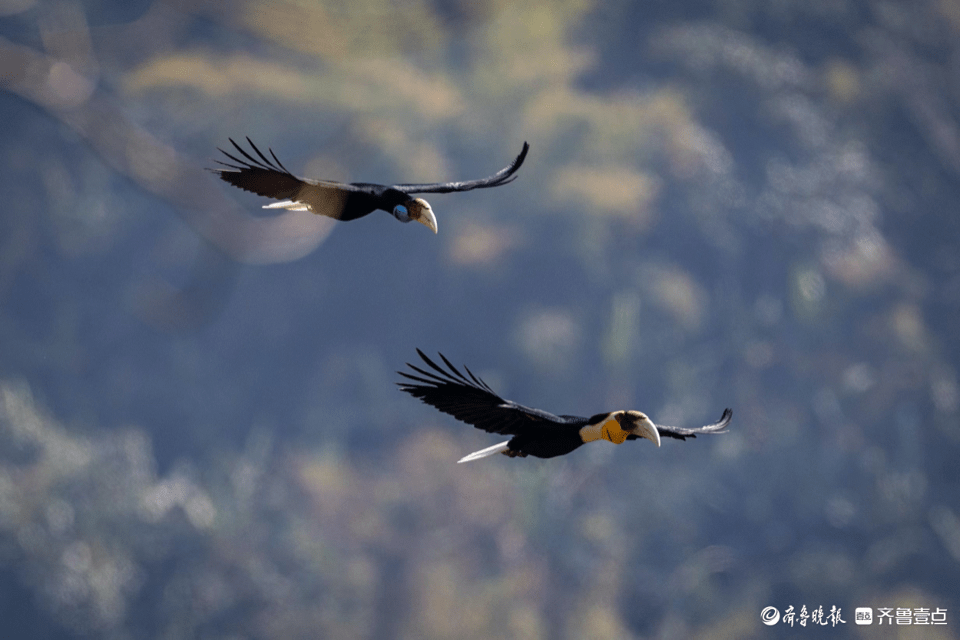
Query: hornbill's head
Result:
<box><xmin>393</xmin><ymin>198</ymin><xmax>438</xmax><ymax>233</ymax></box>
<box><xmin>616</xmin><ymin>410</ymin><xmax>661</xmax><ymax>447</ymax></box>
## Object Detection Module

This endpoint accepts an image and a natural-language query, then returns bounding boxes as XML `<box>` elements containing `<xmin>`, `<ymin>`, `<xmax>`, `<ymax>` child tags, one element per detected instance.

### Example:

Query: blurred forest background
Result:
<box><xmin>2</xmin><ymin>0</ymin><xmax>959</xmax><ymax>638</ymax></box>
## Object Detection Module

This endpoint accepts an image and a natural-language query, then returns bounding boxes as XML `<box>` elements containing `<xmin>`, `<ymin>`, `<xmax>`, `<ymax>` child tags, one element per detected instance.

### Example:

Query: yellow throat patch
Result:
<box><xmin>601</xmin><ymin>417</ymin><xmax>629</xmax><ymax>444</ymax></box>
<box><xmin>580</xmin><ymin>416</ymin><xmax>629</xmax><ymax>445</ymax></box>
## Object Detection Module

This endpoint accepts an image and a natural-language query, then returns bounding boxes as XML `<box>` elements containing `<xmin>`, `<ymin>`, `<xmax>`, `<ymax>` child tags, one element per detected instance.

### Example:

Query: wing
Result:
<box><xmin>644</xmin><ymin>408</ymin><xmax>733</xmax><ymax>441</ymax></box>
<box><xmin>391</xmin><ymin>142</ymin><xmax>529</xmax><ymax>194</ymax></box>
<box><xmin>397</xmin><ymin>349</ymin><xmax>568</xmax><ymax>435</ymax></box>
<box><xmin>211</xmin><ymin>137</ymin><xmax>317</xmax><ymax>199</ymax></box>
<box><xmin>210</xmin><ymin>138</ymin><xmax>374</xmax><ymax>220</ymax></box>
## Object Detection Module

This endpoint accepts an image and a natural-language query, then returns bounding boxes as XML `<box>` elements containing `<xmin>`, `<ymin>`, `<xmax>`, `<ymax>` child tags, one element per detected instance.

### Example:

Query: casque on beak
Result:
<box><xmin>409</xmin><ymin>198</ymin><xmax>438</xmax><ymax>234</ymax></box>
<box><xmin>618</xmin><ymin>410</ymin><xmax>661</xmax><ymax>447</ymax></box>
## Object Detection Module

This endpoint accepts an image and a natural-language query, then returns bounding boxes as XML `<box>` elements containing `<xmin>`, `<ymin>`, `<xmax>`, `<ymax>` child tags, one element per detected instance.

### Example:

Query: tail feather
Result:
<box><xmin>262</xmin><ymin>200</ymin><xmax>309</xmax><ymax>211</ymax></box>
<box><xmin>457</xmin><ymin>440</ymin><xmax>511</xmax><ymax>463</ymax></box>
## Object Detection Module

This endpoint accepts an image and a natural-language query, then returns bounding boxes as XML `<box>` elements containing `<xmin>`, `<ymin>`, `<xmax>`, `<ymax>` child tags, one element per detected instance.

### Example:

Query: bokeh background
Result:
<box><xmin>2</xmin><ymin>0</ymin><xmax>959</xmax><ymax>638</ymax></box>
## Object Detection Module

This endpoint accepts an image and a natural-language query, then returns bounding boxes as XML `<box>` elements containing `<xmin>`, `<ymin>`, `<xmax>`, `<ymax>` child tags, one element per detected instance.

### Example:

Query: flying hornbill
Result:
<box><xmin>398</xmin><ymin>350</ymin><xmax>733</xmax><ymax>462</ymax></box>
<box><xmin>210</xmin><ymin>138</ymin><xmax>529</xmax><ymax>234</ymax></box>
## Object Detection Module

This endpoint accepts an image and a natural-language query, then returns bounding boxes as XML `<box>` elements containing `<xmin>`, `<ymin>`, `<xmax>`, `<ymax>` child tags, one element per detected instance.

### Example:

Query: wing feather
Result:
<box><xmin>210</xmin><ymin>138</ymin><xmax>377</xmax><ymax>219</ymax></box>
<box><xmin>391</xmin><ymin>142</ymin><xmax>529</xmax><ymax>194</ymax></box>
<box><xmin>650</xmin><ymin>408</ymin><xmax>733</xmax><ymax>441</ymax></box>
<box><xmin>209</xmin><ymin>138</ymin><xmax>313</xmax><ymax>201</ymax></box>
<box><xmin>398</xmin><ymin>349</ymin><xmax>567</xmax><ymax>435</ymax></box>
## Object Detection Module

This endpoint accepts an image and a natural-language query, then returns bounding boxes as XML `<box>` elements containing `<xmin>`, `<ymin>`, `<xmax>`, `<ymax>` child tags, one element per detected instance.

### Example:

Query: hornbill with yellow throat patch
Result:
<box><xmin>210</xmin><ymin>138</ymin><xmax>529</xmax><ymax>234</ymax></box>
<box><xmin>398</xmin><ymin>350</ymin><xmax>733</xmax><ymax>462</ymax></box>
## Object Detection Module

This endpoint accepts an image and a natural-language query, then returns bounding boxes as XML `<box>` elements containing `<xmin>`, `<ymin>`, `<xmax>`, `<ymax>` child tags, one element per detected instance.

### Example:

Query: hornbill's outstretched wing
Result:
<box><xmin>635</xmin><ymin>408</ymin><xmax>733</xmax><ymax>441</ymax></box>
<box><xmin>397</xmin><ymin>349</ymin><xmax>570</xmax><ymax>436</ymax></box>
<box><xmin>391</xmin><ymin>142</ymin><xmax>529</xmax><ymax>194</ymax></box>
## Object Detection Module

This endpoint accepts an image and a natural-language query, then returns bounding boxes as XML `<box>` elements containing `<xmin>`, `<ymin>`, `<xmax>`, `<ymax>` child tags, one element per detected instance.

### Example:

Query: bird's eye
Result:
<box><xmin>394</xmin><ymin>204</ymin><xmax>408</xmax><ymax>217</ymax></box>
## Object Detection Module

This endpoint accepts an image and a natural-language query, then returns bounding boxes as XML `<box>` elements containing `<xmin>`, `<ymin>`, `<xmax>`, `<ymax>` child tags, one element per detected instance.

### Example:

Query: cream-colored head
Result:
<box><xmin>404</xmin><ymin>198</ymin><xmax>438</xmax><ymax>233</ymax></box>
<box><xmin>616</xmin><ymin>410</ymin><xmax>661</xmax><ymax>447</ymax></box>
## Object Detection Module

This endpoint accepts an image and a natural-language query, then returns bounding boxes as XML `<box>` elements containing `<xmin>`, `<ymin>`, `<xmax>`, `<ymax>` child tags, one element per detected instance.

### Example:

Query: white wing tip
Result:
<box><xmin>457</xmin><ymin>440</ymin><xmax>511</xmax><ymax>463</ymax></box>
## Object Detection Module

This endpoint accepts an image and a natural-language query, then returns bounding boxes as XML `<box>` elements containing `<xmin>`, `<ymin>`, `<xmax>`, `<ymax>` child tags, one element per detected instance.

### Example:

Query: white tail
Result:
<box><xmin>262</xmin><ymin>200</ymin><xmax>308</xmax><ymax>211</ymax></box>
<box><xmin>457</xmin><ymin>440</ymin><xmax>511</xmax><ymax>463</ymax></box>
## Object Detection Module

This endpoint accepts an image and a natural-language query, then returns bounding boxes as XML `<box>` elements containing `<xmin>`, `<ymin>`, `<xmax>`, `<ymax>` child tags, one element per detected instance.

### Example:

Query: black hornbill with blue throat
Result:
<box><xmin>210</xmin><ymin>138</ymin><xmax>529</xmax><ymax>234</ymax></box>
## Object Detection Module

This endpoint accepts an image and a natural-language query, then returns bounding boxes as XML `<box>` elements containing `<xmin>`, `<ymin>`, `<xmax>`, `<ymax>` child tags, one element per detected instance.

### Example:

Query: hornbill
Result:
<box><xmin>209</xmin><ymin>138</ymin><xmax>529</xmax><ymax>234</ymax></box>
<box><xmin>398</xmin><ymin>350</ymin><xmax>732</xmax><ymax>462</ymax></box>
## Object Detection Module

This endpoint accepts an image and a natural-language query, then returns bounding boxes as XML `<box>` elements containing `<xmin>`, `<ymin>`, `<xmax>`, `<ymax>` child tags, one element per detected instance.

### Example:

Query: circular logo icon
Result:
<box><xmin>761</xmin><ymin>606</ymin><xmax>780</xmax><ymax>626</ymax></box>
